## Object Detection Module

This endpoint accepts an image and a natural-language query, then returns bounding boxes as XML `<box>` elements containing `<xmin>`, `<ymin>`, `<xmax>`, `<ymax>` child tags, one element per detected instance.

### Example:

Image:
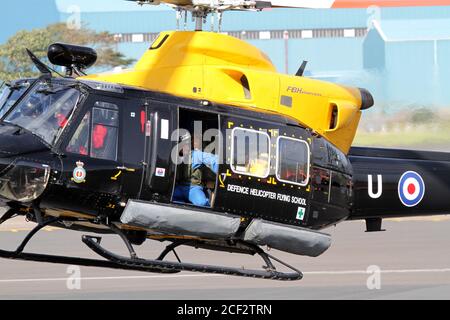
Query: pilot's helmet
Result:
<box><xmin>23</xmin><ymin>95</ymin><xmax>41</xmax><ymax>116</ymax></box>
<box><xmin>61</xmin><ymin>94</ymin><xmax>78</xmax><ymax>112</ymax></box>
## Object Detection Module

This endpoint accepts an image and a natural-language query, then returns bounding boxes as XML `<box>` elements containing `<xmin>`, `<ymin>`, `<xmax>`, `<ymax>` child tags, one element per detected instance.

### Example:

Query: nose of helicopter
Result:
<box><xmin>0</xmin><ymin>122</ymin><xmax>52</xmax><ymax>204</ymax></box>
<box><xmin>0</xmin><ymin>122</ymin><xmax>50</xmax><ymax>156</ymax></box>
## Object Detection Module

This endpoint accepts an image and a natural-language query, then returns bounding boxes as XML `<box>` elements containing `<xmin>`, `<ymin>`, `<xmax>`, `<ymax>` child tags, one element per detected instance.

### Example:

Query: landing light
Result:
<box><xmin>0</xmin><ymin>160</ymin><xmax>50</xmax><ymax>203</ymax></box>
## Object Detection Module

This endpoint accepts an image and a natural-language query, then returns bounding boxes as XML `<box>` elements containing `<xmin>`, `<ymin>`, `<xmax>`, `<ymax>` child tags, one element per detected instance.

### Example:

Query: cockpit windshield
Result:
<box><xmin>0</xmin><ymin>81</ymin><xmax>31</xmax><ymax>119</ymax></box>
<box><xmin>4</xmin><ymin>81</ymin><xmax>84</xmax><ymax>146</ymax></box>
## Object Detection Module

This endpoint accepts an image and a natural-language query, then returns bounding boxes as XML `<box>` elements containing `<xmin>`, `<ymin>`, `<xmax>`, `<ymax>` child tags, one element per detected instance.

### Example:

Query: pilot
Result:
<box><xmin>54</xmin><ymin>94</ymin><xmax>78</xmax><ymax>128</ymax></box>
<box><xmin>173</xmin><ymin>132</ymin><xmax>219</xmax><ymax>207</ymax></box>
<box><xmin>55</xmin><ymin>113</ymin><xmax>68</xmax><ymax>128</ymax></box>
<box><xmin>19</xmin><ymin>95</ymin><xmax>43</xmax><ymax>119</ymax></box>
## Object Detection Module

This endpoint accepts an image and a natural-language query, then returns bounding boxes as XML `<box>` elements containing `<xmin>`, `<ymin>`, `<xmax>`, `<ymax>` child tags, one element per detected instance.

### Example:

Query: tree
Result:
<box><xmin>0</xmin><ymin>23</ymin><xmax>135</xmax><ymax>81</ymax></box>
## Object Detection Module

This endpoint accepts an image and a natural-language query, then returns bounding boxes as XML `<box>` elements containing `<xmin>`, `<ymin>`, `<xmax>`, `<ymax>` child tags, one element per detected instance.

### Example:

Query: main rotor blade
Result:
<box><xmin>128</xmin><ymin>0</ymin><xmax>450</xmax><ymax>10</ymax></box>
<box><xmin>268</xmin><ymin>0</ymin><xmax>450</xmax><ymax>8</ymax></box>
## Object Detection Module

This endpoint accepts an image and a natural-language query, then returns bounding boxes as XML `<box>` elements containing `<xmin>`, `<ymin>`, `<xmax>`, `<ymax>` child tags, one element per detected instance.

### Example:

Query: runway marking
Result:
<box><xmin>1</xmin><ymin>268</ymin><xmax>450</xmax><ymax>283</ymax></box>
<box><xmin>304</xmin><ymin>268</ymin><xmax>450</xmax><ymax>275</ymax></box>
<box><xmin>0</xmin><ymin>274</ymin><xmax>223</xmax><ymax>283</ymax></box>
<box><xmin>0</xmin><ymin>227</ymin><xmax>60</xmax><ymax>233</ymax></box>
<box><xmin>387</xmin><ymin>215</ymin><xmax>450</xmax><ymax>222</ymax></box>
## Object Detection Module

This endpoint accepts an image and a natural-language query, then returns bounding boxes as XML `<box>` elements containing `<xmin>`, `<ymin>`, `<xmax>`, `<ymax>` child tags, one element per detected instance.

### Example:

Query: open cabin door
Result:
<box><xmin>171</xmin><ymin>108</ymin><xmax>220</xmax><ymax>208</ymax></box>
<box><xmin>139</xmin><ymin>100</ymin><xmax>177</xmax><ymax>203</ymax></box>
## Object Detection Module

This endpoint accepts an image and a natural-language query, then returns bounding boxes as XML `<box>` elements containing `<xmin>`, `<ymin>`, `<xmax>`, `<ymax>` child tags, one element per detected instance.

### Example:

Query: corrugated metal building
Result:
<box><xmin>363</xmin><ymin>19</ymin><xmax>450</xmax><ymax>109</ymax></box>
<box><xmin>1</xmin><ymin>0</ymin><xmax>450</xmax><ymax>107</ymax></box>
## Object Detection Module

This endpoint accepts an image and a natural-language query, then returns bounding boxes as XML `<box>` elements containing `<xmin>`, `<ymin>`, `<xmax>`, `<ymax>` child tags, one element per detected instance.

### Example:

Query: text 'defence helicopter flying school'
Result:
<box><xmin>0</xmin><ymin>0</ymin><xmax>449</xmax><ymax>280</ymax></box>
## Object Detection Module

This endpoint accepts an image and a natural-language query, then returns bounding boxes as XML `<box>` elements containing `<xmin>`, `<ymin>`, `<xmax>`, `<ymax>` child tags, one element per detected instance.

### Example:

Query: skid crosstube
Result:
<box><xmin>82</xmin><ymin>235</ymin><xmax>303</xmax><ymax>281</ymax></box>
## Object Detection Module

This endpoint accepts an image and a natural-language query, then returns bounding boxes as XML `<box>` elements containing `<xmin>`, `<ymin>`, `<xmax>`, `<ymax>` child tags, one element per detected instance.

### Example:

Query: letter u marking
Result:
<box><xmin>368</xmin><ymin>174</ymin><xmax>382</xmax><ymax>199</ymax></box>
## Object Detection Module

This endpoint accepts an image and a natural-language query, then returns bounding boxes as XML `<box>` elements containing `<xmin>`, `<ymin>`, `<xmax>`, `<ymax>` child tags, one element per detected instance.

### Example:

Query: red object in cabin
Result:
<box><xmin>56</xmin><ymin>113</ymin><xmax>68</xmax><ymax>128</ymax></box>
<box><xmin>93</xmin><ymin>124</ymin><xmax>108</xmax><ymax>149</ymax></box>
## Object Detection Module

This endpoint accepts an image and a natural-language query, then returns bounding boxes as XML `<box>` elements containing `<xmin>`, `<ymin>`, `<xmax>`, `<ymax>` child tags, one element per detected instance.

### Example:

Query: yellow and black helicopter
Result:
<box><xmin>0</xmin><ymin>0</ymin><xmax>449</xmax><ymax>281</ymax></box>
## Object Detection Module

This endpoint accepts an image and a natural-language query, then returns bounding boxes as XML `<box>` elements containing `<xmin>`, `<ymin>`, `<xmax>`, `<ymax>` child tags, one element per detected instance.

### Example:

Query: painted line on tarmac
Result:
<box><xmin>0</xmin><ymin>274</ymin><xmax>224</xmax><ymax>283</ymax></box>
<box><xmin>304</xmin><ymin>268</ymin><xmax>450</xmax><ymax>275</ymax></box>
<box><xmin>1</xmin><ymin>268</ymin><xmax>450</xmax><ymax>283</ymax></box>
<box><xmin>0</xmin><ymin>227</ymin><xmax>60</xmax><ymax>233</ymax></box>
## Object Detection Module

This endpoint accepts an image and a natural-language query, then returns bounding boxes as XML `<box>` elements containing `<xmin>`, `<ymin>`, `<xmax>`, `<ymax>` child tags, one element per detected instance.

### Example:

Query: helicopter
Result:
<box><xmin>0</xmin><ymin>0</ymin><xmax>449</xmax><ymax>281</ymax></box>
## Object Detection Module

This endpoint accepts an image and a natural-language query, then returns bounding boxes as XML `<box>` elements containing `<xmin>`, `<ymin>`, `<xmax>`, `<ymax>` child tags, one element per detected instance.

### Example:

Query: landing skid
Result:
<box><xmin>0</xmin><ymin>210</ymin><xmax>303</xmax><ymax>281</ymax></box>
<box><xmin>0</xmin><ymin>211</ymin><xmax>177</xmax><ymax>274</ymax></box>
<box><xmin>83</xmin><ymin>236</ymin><xmax>302</xmax><ymax>281</ymax></box>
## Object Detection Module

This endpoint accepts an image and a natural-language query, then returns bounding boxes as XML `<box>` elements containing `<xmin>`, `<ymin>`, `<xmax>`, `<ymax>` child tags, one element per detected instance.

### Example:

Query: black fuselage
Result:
<box><xmin>1</xmin><ymin>77</ymin><xmax>449</xmax><ymax>234</ymax></box>
<box><xmin>0</xmin><ymin>77</ymin><xmax>355</xmax><ymax>230</ymax></box>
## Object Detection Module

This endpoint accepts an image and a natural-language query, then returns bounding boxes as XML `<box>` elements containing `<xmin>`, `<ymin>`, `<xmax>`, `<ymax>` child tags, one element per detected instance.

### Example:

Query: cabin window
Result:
<box><xmin>66</xmin><ymin>101</ymin><xmax>119</xmax><ymax>161</ymax></box>
<box><xmin>66</xmin><ymin>111</ymin><xmax>90</xmax><ymax>156</ymax></box>
<box><xmin>276</xmin><ymin>137</ymin><xmax>310</xmax><ymax>186</ymax></box>
<box><xmin>231</xmin><ymin>128</ymin><xmax>270</xmax><ymax>178</ymax></box>
<box><xmin>91</xmin><ymin>102</ymin><xmax>119</xmax><ymax>161</ymax></box>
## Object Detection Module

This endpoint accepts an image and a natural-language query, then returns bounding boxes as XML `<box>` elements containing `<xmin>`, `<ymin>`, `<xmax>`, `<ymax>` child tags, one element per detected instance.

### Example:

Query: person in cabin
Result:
<box><xmin>173</xmin><ymin>132</ymin><xmax>219</xmax><ymax>207</ymax></box>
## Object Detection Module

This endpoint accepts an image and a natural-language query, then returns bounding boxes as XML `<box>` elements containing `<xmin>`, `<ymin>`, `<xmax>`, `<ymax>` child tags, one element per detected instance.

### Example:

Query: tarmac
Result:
<box><xmin>0</xmin><ymin>215</ymin><xmax>449</xmax><ymax>300</ymax></box>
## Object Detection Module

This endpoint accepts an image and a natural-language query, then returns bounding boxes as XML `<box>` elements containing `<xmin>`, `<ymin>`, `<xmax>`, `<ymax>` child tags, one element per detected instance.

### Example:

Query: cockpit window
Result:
<box><xmin>4</xmin><ymin>81</ymin><xmax>83</xmax><ymax>146</ymax></box>
<box><xmin>66</xmin><ymin>101</ymin><xmax>119</xmax><ymax>161</ymax></box>
<box><xmin>0</xmin><ymin>81</ymin><xmax>31</xmax><ymax>119</ymax></box>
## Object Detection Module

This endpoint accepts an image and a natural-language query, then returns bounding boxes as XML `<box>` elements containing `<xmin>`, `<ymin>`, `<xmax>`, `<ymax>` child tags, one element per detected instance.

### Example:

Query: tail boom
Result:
<box><xmin>348</xmin><ymin>147</ymin><xmax>450</xmax><ymax>220</ymax></box>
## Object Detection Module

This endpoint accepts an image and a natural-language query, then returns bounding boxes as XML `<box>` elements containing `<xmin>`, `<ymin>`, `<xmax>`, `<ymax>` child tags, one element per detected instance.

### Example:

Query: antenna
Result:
<box><xmin>26</xmin><ymin>49</ymin><xmax>65</xmax><ymax>78</ymax></box>
<box><xmin>26</xmin><ymin>49</ymin><xmax>52</xmax><ymax>76</ymax></box>
<box><xmin>295</xmin><ymin>61</ymin><xmax>308</xmax><ymax>77</ymax></box>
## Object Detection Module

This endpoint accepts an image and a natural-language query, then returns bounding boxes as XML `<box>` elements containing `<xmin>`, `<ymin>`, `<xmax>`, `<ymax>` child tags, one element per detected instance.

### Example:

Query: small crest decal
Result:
<box><xmin>72</xmin><ymin>161</ymin><xmax>86</xmax><ymax>184</ymax></box>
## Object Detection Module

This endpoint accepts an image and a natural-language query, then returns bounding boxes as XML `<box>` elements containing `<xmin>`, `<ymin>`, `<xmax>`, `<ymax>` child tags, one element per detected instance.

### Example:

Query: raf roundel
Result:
<box><xmin>398</xmin><ymin>171</ymin><xmax>425</xmax><ymax>207</ymax></box>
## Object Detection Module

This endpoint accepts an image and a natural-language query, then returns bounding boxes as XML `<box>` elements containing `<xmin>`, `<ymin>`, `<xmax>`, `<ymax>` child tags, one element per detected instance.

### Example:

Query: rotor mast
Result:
<box><xmin>192</xmin><ymin>8</ymin><xmax>206</xmax><ymax>31</ymax></box>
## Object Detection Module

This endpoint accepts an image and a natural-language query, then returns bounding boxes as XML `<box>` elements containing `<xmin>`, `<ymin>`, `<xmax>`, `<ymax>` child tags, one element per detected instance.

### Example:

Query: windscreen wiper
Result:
<box><xmin>36</xmin><ymin>84</ymin><xmax>79</xmax><ymax>95</ymax></box>
<box><xmin>6</xmin><ymin>82</ymin><xmax>28</xmax><ymax>91</ymax></box>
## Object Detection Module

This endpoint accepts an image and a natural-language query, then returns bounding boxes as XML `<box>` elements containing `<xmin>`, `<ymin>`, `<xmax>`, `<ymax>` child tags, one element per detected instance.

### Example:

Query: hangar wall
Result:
<box><xmin>1</xmin><ymin>1</ymin><xmax>450</xmax><ymax>108</ymax></box>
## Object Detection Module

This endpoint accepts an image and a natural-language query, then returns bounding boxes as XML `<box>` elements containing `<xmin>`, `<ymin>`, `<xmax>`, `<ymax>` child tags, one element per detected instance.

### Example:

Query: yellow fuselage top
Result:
<box><xmin>80</xmin><ymin>31</ymin><xmax>368</xmax><ymax>153</ymax></box>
